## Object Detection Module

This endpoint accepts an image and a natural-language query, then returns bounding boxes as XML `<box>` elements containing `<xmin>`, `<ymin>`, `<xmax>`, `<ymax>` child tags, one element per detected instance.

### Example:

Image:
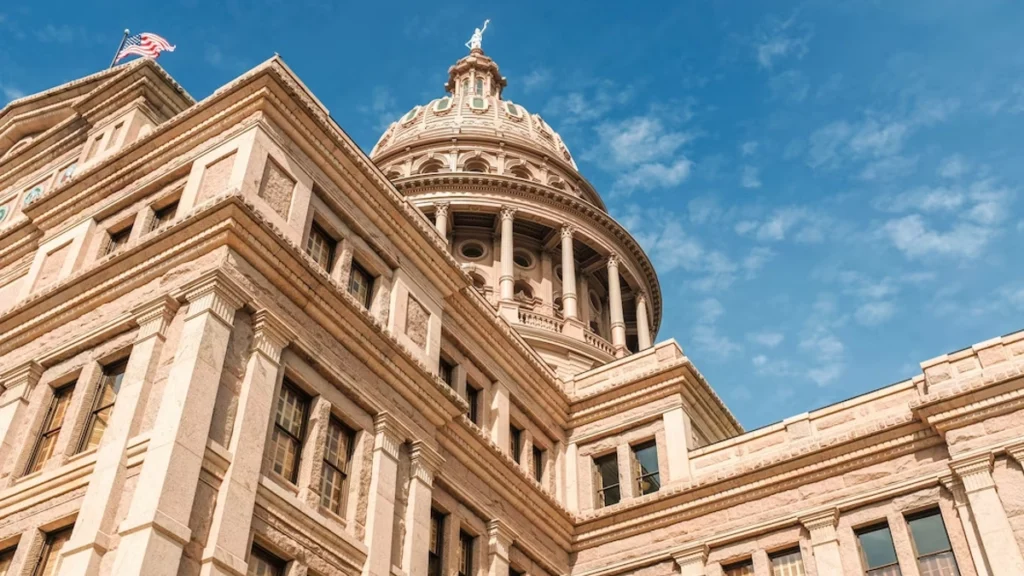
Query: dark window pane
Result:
<box><xmin>510</xmin><ymin>426</ymin><xmax>522</xmax><ymax>463</ymax></box>
<box><xmin>466</xmin><ymin>387</ymin><xmax>479</xmax><ymax>424</ymax></box>
<box><xmin>533</xmin><ymin>446</ymin><xmax>544</xmax><ymax>482</ymax></box>
<box><xmin>723</xmin><ymin>559</ymin><xmax>755</xmax><ymax>576</ymax></box>
<box><xmin>596</xmin><ymin>453</ymin><xmax>619</xmax><ymax>489</ymax></box>
<box><xmin>248</xmin><ymin>545</ymin><xmax>285</xmax><ymax>576</ymax></box>
<box><xmin>858</xmin><ymin>524</ymin><xmax>899</xmax><ymax>569</ymax></box>
<box><xmin>907</xmin><ymin>510</ymin><xmax>952</xmax><ymax>557</ymax></box>
<box><xmin>603</xmin><ymin>484</ymin><xmax>621</xmax><ymax>506</ymax></box>
<box><xmin>459</xmin><ymin>531</ymin><xmax>474</xmax><ymax>576</ymax></box>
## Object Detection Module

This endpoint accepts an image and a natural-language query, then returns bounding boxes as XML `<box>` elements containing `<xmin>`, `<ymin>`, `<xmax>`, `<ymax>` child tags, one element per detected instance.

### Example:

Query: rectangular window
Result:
<box><xmin>320</xmin><ymin>417</ymin><xmax>355</xmax><ymax>515</ymax></box>
<box><xmin>631</xmin><ymin>440</ymin><xmax>661</xmax><ymax>495</ymax></box>
<box><xmin>723</xmin><ymin>559</ymin><xmax>755</xmax><ymax>576</ymax></box>
<box><xmin>32</xmin><ymin>526</ymin><xmax>73</xmax><ymax>576</ymax></box>
<box><xmin>509</xmin><ymin>425</ymin><xmax>522</xmax><ymax>464</ymax></box>
<box><xmin>533</xmin><ymin>445</ymin><xmax>544</xmax><ymax>483</ymax></box>
<box><xmin>305</xmin><ymin>222</ymin><xmax>336</xmax><ymax>271</ymax></box>
<box><xmin>105</xmin><ymin>123</ymin><xmax>124</xmax><ymax>150</ymax></box>
<box><xmin>458</xmin><ymin>531</ymin><xmax>475</xmax><ymax>576</ymax></box>
<box><xmin>906</xmin><ymin>509</ymin><xmax>959</xmax><ymax>576</ymax></box>
<box><xmin>428</xmin><ymin>509</ymin><xmax>445</xmax><ymax>576</ymax></box>
<box><xmin>857</xmin><ymin>523</ymin><xmax>902</xmax><ymax>576</ymax></box>
<box><xmin>466</xmin><ymin>385</ymin><xmax>480</xmax><ymax>425</ymax></box>
<box><xmin>438</xmin><ymin>358</ymin><xmax>455</xmax><ymax>387</ymax></box>
<box><xmin>105</xmin><ymin>224</ymin><xmax>133</xmax><ymax>255</ymax></box>
<box><xmin>84</xmin><ymin>133</ymin><xmax>103</xmax><ymax>162</ymax></box>
<box><xmin>247</xmin><ymin>545</ymin><xmax>285</xmax><ymax>576</ymax></box>
<box><xmin>79</xmin><ymin>359</ymin><xmax>128</xmax><ymax>452</ymax></box>
<box><xmin>268</xmin><ymin>380</ymin><xmax>309</xmax><ymax>483</ymax></box>
<box><xmin>0</xmin><ymin>545</ymin><xmax>17</xmax><ymax>576</ymax></box>
<box><xmin>150</xmin><ymin>201</ymin><xmax>179</xmax><ymax>231</ymax></box>
<box><xmin>593</xmin><ymin>452</ymin><xmax>620</xmax><ymax>507</ymax></box>
<box><xmin>347</xmin><ymin>261</ymin><xmax>374</xmax><ymax>309</ymax></box>
<box><xmin>26</xmin><ymin>384</ymin><xmax>75</xmax><ymax>474</ymax></box>
<box><xmin>770</xmin><ymin>548</ymin><xmax>806</xmax><ymax>576</ymax></box>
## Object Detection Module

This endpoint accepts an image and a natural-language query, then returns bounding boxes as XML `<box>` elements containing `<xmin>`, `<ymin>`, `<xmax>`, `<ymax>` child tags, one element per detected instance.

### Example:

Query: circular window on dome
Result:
<box><xmin>460</xmin><ymin>241</ymin><xmax>487</xmax><ymax>261</ymax></box>
<box><xmin>401</xmin><ymin>106</ymin><xmax>421</xmax><ymax>124</ymax></box>
<box><xmin>470</xmin><ymin>97</ymin><xmax>487</xmax><ymax>111</ymax></box>
<box><xmin>505</xmin><ymin>102</ymin><xmax>521</xmax><ymax>117</ymax></box>
<box><xmin>23</xmin><ymin>185</ymin><xmax>44</xmax><ymax>206</ymax></box>
<box><xmin>0</xmin><ymin>205</ymin><xmax>8</xmax><ymax>223</ymax></box>
<box><xmin>513</xmin><ymin>250</ymin><xmax>534</xmax><ymax>270</ymax></box>
<box><xmin>434</xmin><ymin>97</ymin><xmax>452</xmax><ymax>112</ymax></box>
<box><xmin>464</xmin><ymin>159</ymin><xmax>489</xmax><ymax>173</ymax></box>
<box><xmin>589</xmin><ymin>291</ymin><xmax>602</xmax><ymax>312</ymax></box>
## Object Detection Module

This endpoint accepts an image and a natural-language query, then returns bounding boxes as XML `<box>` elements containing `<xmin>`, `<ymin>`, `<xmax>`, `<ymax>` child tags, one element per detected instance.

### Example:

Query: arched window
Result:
<box><xmin>476</xmin><ymin>78</ymin><xmax>484</xmax><ymax>95</ymax></box>
<box><xmin>401</xmin><ymin>106</ymin><xmax>420</xmax><ymax>123</ymax></box>
<box><xmin>548</xmin><ymin>178</ymin><xmax>566</xmax><ymax>190</ymax></box>
<box><xmin>513</xmin><ymin>280</ymin><xmax>534</xmax><ymax>301</ymax></box>
<box><xmin>469</xmin><ymin>272</ymin><xmax>487</xmax><ymax>292</ymax></box>
<box><xmin>419</xmin><ymin>160</ymin><xmax>445</xmax><ymax>174</ymax></box>
<box><xmin>510</xmin><ymin>165</ymin><xmax>532</xmax><ymax>180</ymax></box>
<box><xmin>435</xmin><ymin>97</ymin><xmax>452</xmax><ymax>112</ymax></box>
<box><xmin>464</xmin><ymin>159</ymin><xmax>489</xmax><ymax>173</ymax></box>
<box><xmin>506</xmin><ymin>102</ymin><xmax>521</xmax><ymax>117</ymax></box>
<box><xmin>385</xmin><ymin>170</ymin><xmax>402</xmax><ymax>180</ymax></box>
<box><xmin>461</xmin><ymin>79</ymin><xmax>469</xmax><ymax>95</ymax></box>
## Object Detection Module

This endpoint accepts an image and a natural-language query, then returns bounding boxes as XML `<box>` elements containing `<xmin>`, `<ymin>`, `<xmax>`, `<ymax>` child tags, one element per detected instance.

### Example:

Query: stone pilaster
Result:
<box><xmin>199</xmin><ymin>310</ymin><xmax>295</xmax><ymax>576</ymax></box>
<box><xmin>497</xmin><ymin>206</ymin><xmax>518</xmax><ymax>323</ymax></box>
<box><xmin>671</xmin><ymin>542</ymin><xmax>708</xmax><ymax>576</ymax></box>
<box><xmin>800</xmin><ymin>509</ymin><xmax>843</xmax><ymax>576</ymax></box>
<box><xmin>635</xmin><ymin>291</ymin><xmax>652</xmax><ymax>350</ymax></box>
<box><xmin>490</xmin><ymin>382</ymin><xmax>510</xmax><ymax>454</ymax></box>
<box><xmin>400</xmin><ymin>442</ymin><xmax>444</xmax><ymax>576</ymax></box>
<box><xmin>57</xmin><ymin>296</ymin><xmax>179</xmax><ymax>576</ymax></box>
<box><xmin>564</xmin><ymin>442</ymin><xmax>579</xmax><ymax>512</ymax></box>
<box><xmin>606</xmin><ymin>254</ymin><xmax>626</xmax><ymax>357</ymax></box>
<box><xmin>110</xmin><ymin>273</ymin><xmax>246</xmax><ymax>576</ymax></box>
<box><xmin>662</xmin><ymin>407</ymin><xmax>692</xmax><ymax>484</ymax></box>
<box><xmin>951</xmin><ymin>453</ymin><xmax>1024</xmax><ymax>576</ymax></box>
<box><xmin>362</xmin><ymin>413</ymin><xmax>406</xmax><ymax>576</ymax></box>
<box><xmin>486</xmin><ymin>519</ymin><xmax>516</xmax><ymax>576</ymax></box>
<box><xmin>940</xmin><ymin>474</ymin><xmax>990</xmax><ymax>576</ymax></box>
<box><xmin>0</xmin><ymin>361</ymin><xmax>44</xmax><ymax>472</ymax></box>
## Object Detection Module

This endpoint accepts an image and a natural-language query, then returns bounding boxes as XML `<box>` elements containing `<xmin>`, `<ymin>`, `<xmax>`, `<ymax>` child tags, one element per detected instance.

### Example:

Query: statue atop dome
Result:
<box><xmin>465</xmin><ymin>19</ymin><xmax>490</xmax><ymax>52</ymax></box>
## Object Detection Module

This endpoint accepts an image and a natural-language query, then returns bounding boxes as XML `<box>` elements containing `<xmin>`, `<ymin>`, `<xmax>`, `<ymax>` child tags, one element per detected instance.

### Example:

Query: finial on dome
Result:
<box><xmin>465</xmin><ymin>19</ymin><xmax>490</xmax><ymax>53</ymax></box>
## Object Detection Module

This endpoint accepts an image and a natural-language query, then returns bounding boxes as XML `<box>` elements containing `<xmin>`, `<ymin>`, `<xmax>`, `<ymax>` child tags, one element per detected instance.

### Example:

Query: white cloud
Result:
<box><xmin>741</xmin><ymin>141</ymin><xmax>759</xmax><ymax>156</ymax></box>
<box><xmin>543</xmin><ymin>80</ymin><xmax>633</xmax><ymax>125</ymax></box>
<box><xmin>736</xmin><ymin>206</ymin><xmax>827</xmax><ymax>243</ymax></box>
<box><xmin>740</xmin><ymin>165</ymin><xmax>762</xmax><ymax>189</ymax></box>
<box><xmin>742</xmin><ymin>246</ymin><xmax>776</xmax><ymax>277</ymax></box>
<box><xmin>1</xmin><ymin>85</ymin><xmax>24</xmax><ymax>103</ymax></box>
<box><xmin>855</xmin><ymin>301</ymin><xmax>896</xmax><ymax>326</ymax></box>
<box><xmin>748</xmin><ymin>331</ymin><xmax>784</xmax><ymax>347</ymax></box>
<box><xmin>691</xmin><ymin>298</ymin><xmax>741</xmax><ymax>360</ymax></box>
<box><xmin>937</xmin><ymin>154</ymin><xmax>969</xmax><ymax>179</ymax></box>
<box><xmin>36</xmin><ymin>24</ymin><xmax>75</xmax><ymax>44</ymax></box>
<box><xmin>359</xmin><ymin>86</ymin><xmax>402</xmax><ymax>132</ymax></box>
<box><xmin>587</xmin><ymin>115</ymin><xmax>696</xmax><ymax>195</ymax></box>
<box><xmin>755</xmin><ymin>15</ymin><xmax>812</xmax><ymax>69</ymax></box>
<box><xmin>881</xmin><ymin>216</ymin><xmax>993</xmax><ymax>259</ymax></box>
<box><xmin>769</xmin><ymin>70</ymin><xmax>809</xmax><ymax>102</ymax></box>
<box><xmin>613</xmin><ymin>158</ymin><xmax>693</xmax><ymax>194</ymax></box>
<box><xmin>860</xmin><ymin>155</ymin><xmax>918</xmax><ymax>182</ymax></box>
<box><xmin>807</xmin><ymin>121</ymin><xmax>852</xmax><ymax>169</ymax></box>
<box><xmin>798</xmin><ymin>294</ymin><xmax>846</xmax><ymax>386</ymax></box>
<box><xmin>520</xmin><ymin>69</ymin><xmax>550</xmax><ymax>93</ymax></box>
<box><xmin>849</xmin><ymin>120</ymin><xmax>909</xmax><ymax>158</ymax></box>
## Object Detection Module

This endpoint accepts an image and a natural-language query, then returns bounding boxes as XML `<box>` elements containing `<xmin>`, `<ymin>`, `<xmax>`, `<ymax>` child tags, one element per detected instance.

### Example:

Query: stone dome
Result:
<box><xmin>370</xmin><ymin>49</ymin><xmax>577</xmax><ymax>170</ymax></box>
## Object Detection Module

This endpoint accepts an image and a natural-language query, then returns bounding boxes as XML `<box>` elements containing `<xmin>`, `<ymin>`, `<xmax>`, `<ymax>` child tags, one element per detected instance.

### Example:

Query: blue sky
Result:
<box><xmin>3</xmin><ymin>1</ymin><xmax>1024</xmax><ymax>429</ymax></box>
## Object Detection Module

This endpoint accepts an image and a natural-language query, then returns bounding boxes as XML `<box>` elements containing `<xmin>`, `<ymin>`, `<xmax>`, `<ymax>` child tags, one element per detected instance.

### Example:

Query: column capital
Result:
<box><xmin>373</xmin><ymin>412</ymin><xmax>408</xmax><ymax>459</ymax></box>
<box><xmin>132</xmin><ymin>295</ymin><xmax>180</xmax><ymax>342</ymax></box>
<box><xmin>636</xmin><ymin>290</ymin><xmax>648</xmax><ymax>304</ymax></box>
<box><xmin>800</xmin><ymin>508</ymin><xmax>839</xmax><ymax>544</ymax></box>
<box><xmin>560</xmin><ymin>224</ymin><xmax>576</xmax><ymax>239</ymax></box>
<box><xmin>951</xmin><ymin>452</ymin><xmax>995</xmax><ymax>492</ymax></box>
<box><xmin>409</xmin><ymin>441</ymin><xmax>445</xmax><ymax>485</ymax></box>
<box><xmin>671</xmin><ymin>542</ymin><xmax>708</xmax><ymax>569</ymax></box>
<box><xmin>1</xmin><ymin>361</ymin><xmax>43</xmax><ymax>402</ymax></box>
<box><xmin>251</xmin><ymin>309</ymin><xmax>296</xmax><ymax>363</ymax></box>
<box><xmin>487</xmin><ymin>519</ymin><xmax>517</xmax><ymax>559</ymax></box>
<box><xmin>434</xmin><ymin>202</ymin><xmax>450</xmax><ymax>216</ymax></box>
<box><xmin>179</xmin><ymin>271</ymin><xmax>247</xmax><ymax>326</ymax></box>
<box><xmin>1005</xmin><ymin>440</ymin><xmax>1024</xmax><ymax>466</ymax></box>
<box><xmin>938</xmin><ymin>473</ymin><xmax>969</xmax><ymax>507</ymax></box>
<box><xmin>499</xmin><ymin>206</ymin><xmax>517</xmax><ymax>222</ymax></box>
<box><xmin>606</xmin><ymin>252</ymin><xmax>620</xmax><ymax>268</ymax></box>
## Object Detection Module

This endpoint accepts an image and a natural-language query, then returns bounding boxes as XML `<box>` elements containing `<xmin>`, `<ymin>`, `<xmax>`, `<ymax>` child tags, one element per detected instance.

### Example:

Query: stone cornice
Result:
<box><xmin>950</xmin><ymin>452</ymin><xmax>995</xmax><ymax>493</ymax></box>
<box><xmin>408</xmin><ymin>441</ymin><xmax>444</xmax><ymax>485</ymax></box>
<box><xmin>373</xmin><ymin>412</ymin><xmax>409</xmax><ymax>460</ymax></box>
<box><xmin>131</xmin><ymin>295</ymin><xmax>179</xmax><ymax>341</ymax></box>
<box><xmin>397</xmin><ymin>180</ymin><xmax>663</xmax><ymax>334</ymax></box>
<box><xmin>799</xmin><ymin>508</ymin><xmax>839</xmax><ymax>544</ymax></box>
<box><xmin>671</xmin><ymin>542</ymin><xmax>709</xmax><ymax>568</ymax></box>
<box><xmin>251</xmin><ymin>309</ymin><xmax>297</xmax><ymax>363</ymax></box>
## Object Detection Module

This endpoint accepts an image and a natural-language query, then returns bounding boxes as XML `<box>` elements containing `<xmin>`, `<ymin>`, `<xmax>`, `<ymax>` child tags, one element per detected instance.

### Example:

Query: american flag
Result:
<box><xmin>116</xmin><ymin>32</ymin><xmax>175</xmax><ymax>62</ymax></box>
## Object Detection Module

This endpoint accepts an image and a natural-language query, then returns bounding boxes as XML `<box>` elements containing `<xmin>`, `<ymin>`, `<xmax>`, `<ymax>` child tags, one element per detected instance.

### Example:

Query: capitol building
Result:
<box><xmin>0</xmin><ymin>34</ymin><xmax>1022</xmax><ymax>576</ymax></box>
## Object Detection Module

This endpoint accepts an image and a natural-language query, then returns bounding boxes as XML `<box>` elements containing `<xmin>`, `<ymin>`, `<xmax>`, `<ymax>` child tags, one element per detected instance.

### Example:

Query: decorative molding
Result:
<box><xmin>251</xmin><ymin>308</ymin><xmax>297</xmax><ymax>362</ymax></box>
<box><xmin>560</xmin><ymin>224</ymin><xmax>575</xmax><ymax>239</ymax></box>
<box><xmin>938</xmin><ymin>473</ymin><xmax>968</xmax><ymax>508</ymax></box>
<box><xmin>671</xmin><ymin>542</ymin><xmax>708</xmax><ymax>569</ymax></box>
<box><xmin>1005</xmin><ymin>440</ymin><xmax>1024</xmax><ymax>466</ymax></box>
<box><xmin>180</xmin><ymin>270</ymin><xmax>247</xmax><ymax>325</ymax></box>
<box><xmin>800</xmin><ymin>508</ymin><xmax>839</xmax><ymax>545</ymax></box>
<box><xmin>434</xmin><ymin>202</ymin><xmax>450</xmax><ymax>218</ymax></box>
<box><xmin>488</xmin><ymin>518</ymin><xmax>517</xmax><ymax>559</ymax></box>
<box><xmin>373</xmin><ymin>412</ymin><xmax>408</xmax><ymax>460</ymax></box>
<box><xmin>951</xmin><ymin>453</ymin><xmax>995</xmax><ymax>493</ymax></box>
<box><xmin>606</xmin><ymin>252</ymin><xmax>619</xmax><ymax>269</ymax></box>
<box><xmin>0</xmin><ymin>361</ymin><xmax>43</xmax><ymax>403</ymax></box>
<box><xmin>409</xmin><ymin>441</ymin><xmax>445</xmax><ymax>486</ymax></box>
<box><xmin>499</xmin><ymin>205</ymin><xmax>517</xmax><ymax>222</ymax></box>
<box><xmin>132</xmin><ymin>295</ymin><xmax>179</xmax><ymax>341</ymax></box>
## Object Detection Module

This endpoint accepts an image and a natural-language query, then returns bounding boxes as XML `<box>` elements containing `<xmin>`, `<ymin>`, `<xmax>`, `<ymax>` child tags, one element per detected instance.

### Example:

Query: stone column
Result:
<box><xmin>559</xmin><ymin>225</ymin><xmax>578</xmax><ymax>320</ymax></box>
<box><xmin>199</xmin><ymin>311</ymin><xmax>295</xmax><ymax>576</ymax></box>
<box><xmin>0</xmin><ymin>361</ymin><xmax>43</xmax><ymax>471</ymax></box>
<box><xmin>606</xmin><ymin>254</ymin><xmax>627</xmax><ymax>357</ymax></box>
<box><xmin>486</xmin><ymin>520</ymin><xmax>516</xmax><ymax>576</ymax></box>
<box><xmin>662</xmin><ymin>407</ymin><xmax>692</xmax><ymax>484</ymax></box>
<box><xmin>363</xmin><ymin>413</ymin><xmax>406</xmax><ymax>576</ymax></box>
<box><xmin>564</xmin><ymin>442</ymin><xmax>579</xmax><ymax>512</ymax></box>
<box><xmin>672</xmin><ymin>543</ymin><xmax>708</xmax><ymax>576</ymax></box>
<box><xmin>497</xmin><ymin>207</ymin><xmax>518</xmax><ymax>322</ymax></box>
<box><xmin>110</xmin><ymin>273</ymin><xmax>245</xmax><ymax>576</ymax></box>
<box><xmin>635</xmin><ymin>291</ymin><xmax>652</xmax><ymax>350</ymax></box>
<box><xmin>951</xmin><ymin>454</ymin><xmax>1024</xmax><ymax>576</ymax></box>
<box><xmin>400</xmin><ymin>442</ymin><xmax>444</xmax><ymax>576</ymax></box>
<box><xmin>940</xmin><ymin>475</ymin><xmax>990</xmax><ymax>576</ymax></box>
<box><xmin>490</xmin><ymin>381</ymin><xmax>510</xmax><ymax>454</ymax></box>
<box><xmin>800</xmin><ymin>509</ymin><xmax>843</xmax><ymax>576</ymax></box>
<box><xmin>434</xmin><ymin>202</ymin><xmax>450</xmax><ymax>239</ymax></box>
<box><xmin>57</xmin><ymin>296</ymin><xmax>179</xmax><ymax>576</ymax></box>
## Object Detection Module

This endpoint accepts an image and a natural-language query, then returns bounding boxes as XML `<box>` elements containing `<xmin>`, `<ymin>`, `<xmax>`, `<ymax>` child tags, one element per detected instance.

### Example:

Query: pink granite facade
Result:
<box><xmin>0</xmin><ymin>49</ymin><xmax>1020</xmax><ymax>576</ymax></box>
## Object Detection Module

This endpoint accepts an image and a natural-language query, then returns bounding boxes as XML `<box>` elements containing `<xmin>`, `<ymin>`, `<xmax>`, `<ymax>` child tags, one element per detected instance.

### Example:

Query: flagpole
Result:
<box><xmin>108</xmin><ymin>29</ymin><xmax>130</xmax><ymax>69</ymax></box>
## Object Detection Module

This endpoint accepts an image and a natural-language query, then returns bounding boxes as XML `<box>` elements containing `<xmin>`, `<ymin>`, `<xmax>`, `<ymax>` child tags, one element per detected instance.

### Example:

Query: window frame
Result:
<box><xmin>722</xmin><ymin>558</ymin><xmax>755</xmax><ymax>576</ymax></box>
<box><xmin>466</xmin><ymin>384</ymin><xmax>480</xmax><ymax>425</ymax></box>
<box><xmin>427</xmin><ymin>509</ymin><xmax>445</xmax><ymax>576</ymax></box>
<box><xmin>631</xmin><ymin>440</ymin><xmax>661</xmax><ymax>496</ymax></box>
<box><xmin>248</xmin><ymin>544</ymin><xmax>286</xmax><ymax>576</ymax></box>
<box><xmin>104</xmin><ymin>223</ymin><xmax>133</xmax><ymax>256</ymax></box>
<box><xmin>319</xmin><ymin>416</ymin><xmax>356</xmax><ymax>515</ymax></box>
<box><xmin>533</xmin><ymin>445</ymin><xmax>545</xmax><ymax>483</ymax></box>
<box><xmin>768</xmin><ymin>547</ymin><xmax>806</xmax><ymax>576</ymax></box>
<box><xmin>25</xmin><ymin>383</ymin><xmax>76</xmax><ymax>475</ymax></box>
<box><xmin>347</xmin><ymin>260</ymin><xmax>375</xmax><ymax>309</ymax></box>
<box><xmin>856</xmin><ymin>522</ymin><xmax>902</xmax><ymax>575</ymax></box>
<box><xmin>458</xmin><ymin>530</ymin><xmax>475</xmax><ymax>576</ymax></box>
<box><xmin>593</xmin><ymin>452</ymin><xmax>621</xmax><ymax>508</ymax></box>
<box><xmin>268</xmin><ymin>379</ymin><xmax>310</xmax><ymax>483</ymax></box>
<box><xmin>305</xmin><ymin>220</ymin><xmax>337</xmax><ymax>272</ymax></box>
<box><xmin>438</xmin><ymin>357</ymin><xmax>455</xmax><ymax>388</ymax></box>
<box><xmin>509</xmin><ymin>424</ymin><xmax>523</xmax><ymax>464</ymax></box>
<box><xmin>905</xmin><ymin>508</ymin><xmax>959</xmax><ymax>575</ymax></box>
<box><xmin>150</xmin><ymin>200</ymin><xmax>179</xmax><ymax>232</ymax></box>
<box><xmin>32</xmin><ymin>526</ymin><xmax>73</xmax><ymax>576</ymax></box>
<box><xmin>77</xmin><ymin>359</ymin><xmax>128</xmax><ymax>453</ymax></box>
